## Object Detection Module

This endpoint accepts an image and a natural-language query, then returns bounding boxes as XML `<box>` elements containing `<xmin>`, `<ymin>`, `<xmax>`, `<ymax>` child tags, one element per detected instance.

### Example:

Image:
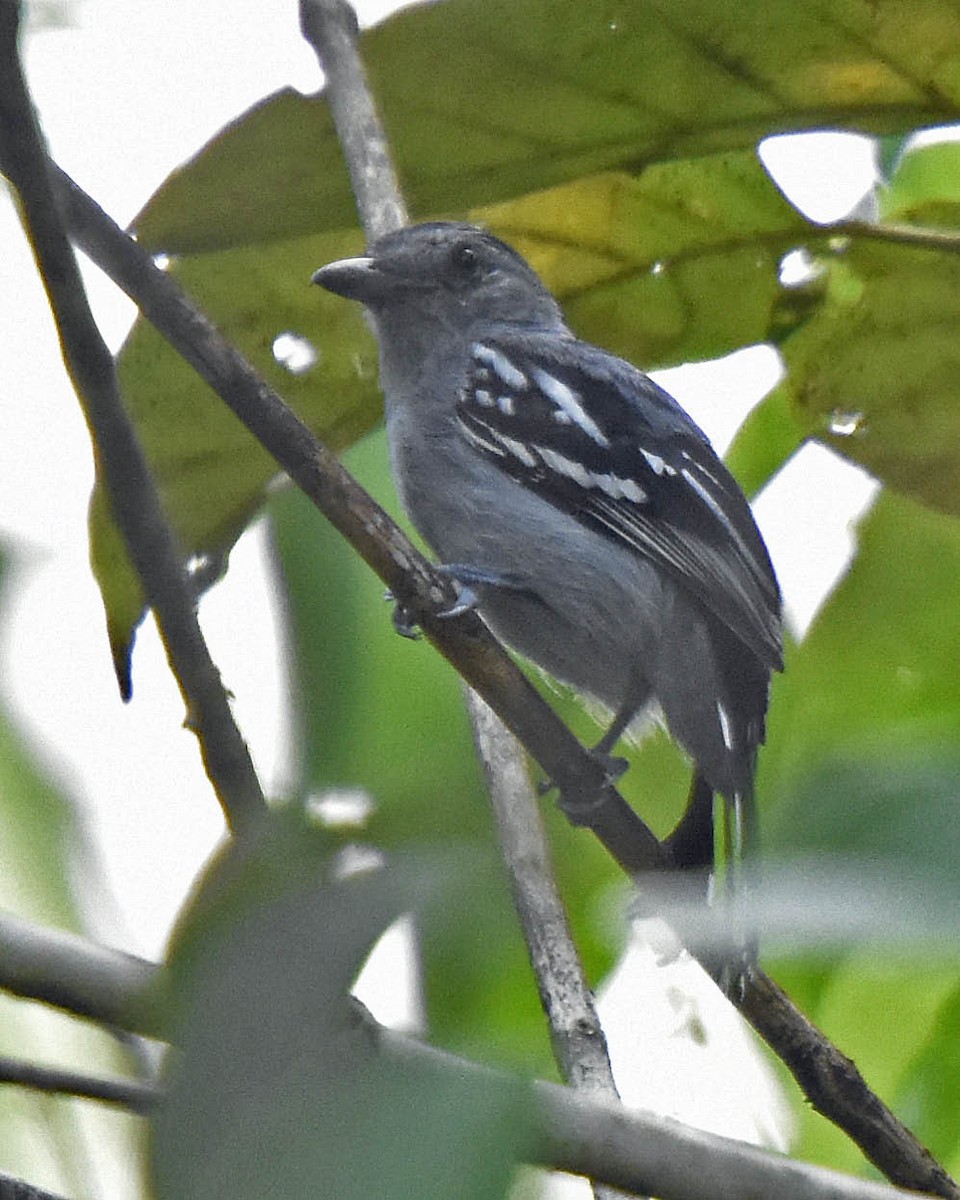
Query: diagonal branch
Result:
<box><xmin>0</xmin><ymin>0</ymin><xmax>267</xmax><ymax>840</ymax></box>
<box><xmin>0</xmin><ymin>1055</ymin><xmax>157</xmax><ymax>1116</ymax></box>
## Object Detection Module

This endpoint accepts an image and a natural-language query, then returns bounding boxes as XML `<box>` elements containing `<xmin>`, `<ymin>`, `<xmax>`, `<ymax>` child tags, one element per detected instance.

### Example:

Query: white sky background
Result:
<box><xmin>0</xmin><ymin>0</ymin><xmax>885</xmax><ymax>1190</ymax></box>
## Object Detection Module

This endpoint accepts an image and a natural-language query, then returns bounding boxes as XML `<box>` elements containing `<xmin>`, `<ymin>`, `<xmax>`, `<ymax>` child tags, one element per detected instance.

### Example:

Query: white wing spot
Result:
<box><xmin>473</xmin><ymin>389</ymin><xmax>494</xmax><ymax>407</ymax></box>
<box><xmin>499</xmin><ymin>434</ymin><xmax>537</xmax><ymax>467</ymax></box>
<box><xmin>641</xmin><ymin>448</ymin><xmax>676</xmax><ymax>476</ymax></box>
<box><xmin>682</xmin><ymin>449</ymin><xmax>723</xmax><ymax>487</ymax></box>
<box><xmin>536</xmin><ymin>449</ymin><xmax>646</xmax><ymax>502</ymax></box>
<box><xmin>461</xmin><ymin>422</ymin><xmax>507</xmax><ymax>458</ymax></box>
<box><xmin>613</xmin><ymin>475</ymin><xmax>646</xmax><ymax>503</ymax></box>
<box><xmin>537</xmin><ymin>446</ymin><xmax>596</xmax><ymax>490</ymax></box>
<box><xmin>531</xmin><ymin>368</ymin><xmax>610</xmax><ymax>447</ymax></box>
<box><xmin>496</xmin><ymin>395</ymin><xmax>515</xmax><ymax>416</ymax></box>
<box><xmin>473</xmin><ymin>343</ymin><xmax>528</xmax><ymax>391</ymax></box>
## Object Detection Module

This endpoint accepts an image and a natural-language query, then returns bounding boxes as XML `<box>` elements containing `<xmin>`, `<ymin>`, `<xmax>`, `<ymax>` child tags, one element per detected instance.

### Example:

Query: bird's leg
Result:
<box><xmin>434</xmin><ymin>562</ymin><xmax>536</xmax><ymax>616</ymax></box>
<box><xmin>590</xmin><ymin>672</ymin><xmax>650</xmax><ymax>782</ymax></box>
<box><xmin>594</xmin><ymin>673</ymin><xmax>649</xmax><ymax>756</ymax></box>
<box><xmin>387</xmin><ymin>563</ymin><xmax>535</xmax><ymax>637</ymax></box>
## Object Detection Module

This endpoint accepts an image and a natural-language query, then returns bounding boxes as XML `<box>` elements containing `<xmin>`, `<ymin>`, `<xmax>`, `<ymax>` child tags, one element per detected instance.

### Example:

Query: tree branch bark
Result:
<box><xmin>466</xmin><ymin>692</ymin><xmax>632</xmax><ymax>1200</ymax></box>
<box><xmin>0</xmin><ymin>0</ymin><xmax>267</xmax><ymax>840</ymax></box>
<box><xmin>0</xmin><ymin>1055</ymin><xmax>157</xmax><ymax>1116</ymax></box>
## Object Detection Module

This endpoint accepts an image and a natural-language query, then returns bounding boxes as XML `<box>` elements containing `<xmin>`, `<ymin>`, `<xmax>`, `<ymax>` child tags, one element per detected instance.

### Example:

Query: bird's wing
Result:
<box><xmin>455</xmin><ymin>330</ymin><xmax>782</xmax><ymax>670</ymax></box>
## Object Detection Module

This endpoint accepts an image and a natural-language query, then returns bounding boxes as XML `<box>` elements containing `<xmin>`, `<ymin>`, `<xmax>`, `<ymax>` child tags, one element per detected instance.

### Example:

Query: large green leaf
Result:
<box><xmin>134</xmin><ymin>0</ymin><xmax>960</xmax><ymax>255</ymax></box>
<box><xmin>761</xmin><ymin>489</ymin><xmax>960</xmax><ymax>823</ymax></box>
<box><xmin>897</xmin><ymin>983</ymin><xmax>960</xmax><ymax>1179</ymax></box>
<box><xmin>755</xmin><ymin>490</ymin><xmax>960</xmax><ymax>1170</ymax></box>
<box><xmin>880</xmin><ymin>139</ymin><xmax>960</xmax><ymax>228</ymax></box>
<box><xmin>92</xmin><ymin>0</ymin><xmax>960</xmax><ymax>682</ymax></box>
<box><xmin>154</xmin><ymin>812</ymin><xmax>531</xmax><ymax>1200</ymax></box>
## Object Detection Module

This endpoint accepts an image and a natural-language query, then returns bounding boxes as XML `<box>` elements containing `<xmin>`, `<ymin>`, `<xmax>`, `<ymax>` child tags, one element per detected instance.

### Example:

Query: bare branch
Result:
<box><xmin>0</xmin><ymin>911</ymin><xmax>165</xmax><ymax>1040</ymax></box>
<box><xmin>466</xmin><ymin>692</ymin><xmax>632</xmax><ymax>1200</ymax></box>
<box><xmin>300</xmin><ymin>0</ymin><xmax>407</xmax><ymax>240</ymax></box>
<box><xmin>0</xmin><ymin>0</ymin><xmax>267</xmax><ymax>839</ymax></box>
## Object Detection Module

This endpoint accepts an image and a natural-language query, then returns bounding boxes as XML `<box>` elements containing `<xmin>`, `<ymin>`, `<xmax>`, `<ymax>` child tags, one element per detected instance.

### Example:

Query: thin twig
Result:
<box><xmin>466</xmin><ymin>692</ymin><xmax>632</xmax><ymax>1200</ymax></box>
<box><xmin>300</xmin><ymin>0</ymin><xmax>407</xmax><ymax>241</ymax></box>
<box><xmin>0</xmin><ymin>917</ymin><xmax>934</xmax><ymax>1200</ymax></box>
<box><xmin>0</xmin><ymin>1</ymin><xmax>267</xmax><ymax>840</ymax></box>
<box><xmin>0</xmin><ymin>1055</ymin><xmax>158</xmax><ymax>1115</ymax></box>
<box><xmin>836</xmin><ymin>217</ymin><xmax>960</xmax><ymax>254</ymax></box>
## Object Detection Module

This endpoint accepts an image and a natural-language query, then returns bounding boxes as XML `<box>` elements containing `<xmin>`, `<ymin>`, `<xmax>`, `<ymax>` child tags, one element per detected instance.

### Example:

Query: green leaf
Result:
<box><xmin>880</xmin><ymin>139</ymin><xmax>960</xmax><ymax>227</ymax></box>
<box><xmin>787</xmin><ymin>954</ymin><xmax>960</xmax><ymax>1177</ymax></box>
<box><xmin>724</xmin><ymin>382</ymin><xmax>806</xmax><ymax>498</ymax></box>
<box><xmin>761</xmin><ymin>489</ymin><xmax>960</xmax><ymax>818</ymax></box>
<box><xmin>91</xmin><ymin>225</ymin><xmax>374</xmax><ymax>687</ymax></box>
<box><xmin>154</xmin><ymin>813</ymin><xmax>531</xmax><ymax>1200</ymax></box>
<box><xmin>134</xmin><ymin>0</ymin><xmax>960</xmax><ymax>255</ymax></box>
<box><xmin>897</xmin><ymin>983</ymin><xmax>960</xmax><ymax>1176</ymax></box>
<box><xmin>484</xmin><ymin>156</ymin><xmax>812</xmax><ymax>366</ymax></box>
<box><xmin>783</xmin><ymin>238</ymin><xmax>960</xmax><ymax>514</ymax></box>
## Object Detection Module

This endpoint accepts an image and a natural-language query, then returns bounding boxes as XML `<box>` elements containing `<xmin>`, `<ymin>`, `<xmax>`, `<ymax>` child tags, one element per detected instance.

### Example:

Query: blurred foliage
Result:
<box><xmin>0</xmin><ymin>547</ymin><xmax>145</xmax><ymax>1195</ymax></box>
<box><xmin>154</xmin><ymin>809</ymin><xmax>531</xmax><ymax>1200</ymax></box>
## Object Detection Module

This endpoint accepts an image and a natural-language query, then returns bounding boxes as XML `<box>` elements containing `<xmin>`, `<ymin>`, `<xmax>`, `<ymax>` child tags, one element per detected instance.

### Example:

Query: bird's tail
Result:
<box><xmin>666</xmin><ymin>772</ymin><xmax>759</xmax><ymax>994</ymax></box>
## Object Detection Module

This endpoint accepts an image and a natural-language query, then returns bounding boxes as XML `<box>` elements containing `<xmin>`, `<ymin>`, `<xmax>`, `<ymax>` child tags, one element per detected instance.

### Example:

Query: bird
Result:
<box><xmin>313</xmin><ymin>221</ymin><xmax>782</xmax><ymax>883</ymax></box>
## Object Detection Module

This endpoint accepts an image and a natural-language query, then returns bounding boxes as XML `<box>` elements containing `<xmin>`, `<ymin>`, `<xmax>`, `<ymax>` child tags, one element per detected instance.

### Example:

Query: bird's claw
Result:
<box><xmin>386</xmin><ymin>590</ymin><xmax>422</xmax><ymax>640</ymax></box>
<box><xmin>386</xmin><ymin>580</ymin><xmax>479</xmax><ymax>638</ymax></box>
<box><xmin>435</xmin><ymin>584</ymin><xmax>479</xmax><ymax>620</ymax></box>
<box><xmin>538</xmin><ymin>747</ymin><xmax>630</xmax><ymax>806</ymax></box>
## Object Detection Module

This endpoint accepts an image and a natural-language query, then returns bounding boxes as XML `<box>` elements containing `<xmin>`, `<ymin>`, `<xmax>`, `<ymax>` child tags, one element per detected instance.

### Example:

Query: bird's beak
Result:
<box><xmin>312</xmin><ymin>255</ymin><xmax>381</xmax><ymax>301</ymax></box>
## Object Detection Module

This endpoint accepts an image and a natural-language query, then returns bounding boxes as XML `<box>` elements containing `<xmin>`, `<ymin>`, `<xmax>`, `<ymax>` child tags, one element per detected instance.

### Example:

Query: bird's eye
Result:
<box><xmin>451</xmin><ymin>242</ymin><xmax>481</xmax><ymax>275</ymax></box>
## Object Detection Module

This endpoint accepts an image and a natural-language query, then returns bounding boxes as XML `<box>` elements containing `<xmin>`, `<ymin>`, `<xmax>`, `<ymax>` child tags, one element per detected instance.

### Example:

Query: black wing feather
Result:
<box><xmin>456</xmin><ymin>330</ymin><xmax>782</xmax><ymax>671</ymax></box>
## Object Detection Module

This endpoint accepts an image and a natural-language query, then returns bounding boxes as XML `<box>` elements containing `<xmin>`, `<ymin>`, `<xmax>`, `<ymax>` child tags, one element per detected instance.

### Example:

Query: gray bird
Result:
<box><xmin>313</xmin><ymin>222</ymin><xmax>782</xmax><ymax>875</ymax></box>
